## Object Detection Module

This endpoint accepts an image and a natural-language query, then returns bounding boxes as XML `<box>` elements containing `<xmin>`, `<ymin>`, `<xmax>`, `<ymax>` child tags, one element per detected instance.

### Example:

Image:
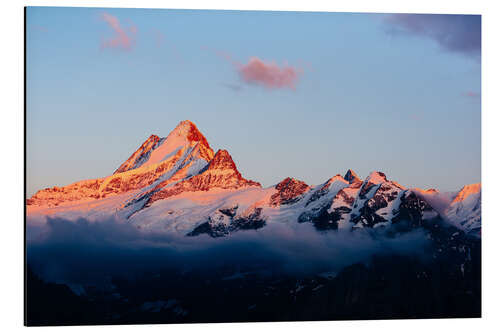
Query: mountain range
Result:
<box><xmin>27</xmin><ymin>120</ymin><xmax>481</xmax><ymax>238</ymax></box>
<box><xmin>26</xmin><ymin>120</ymin><xmax>482</xmax><ymax>324</ymax></box>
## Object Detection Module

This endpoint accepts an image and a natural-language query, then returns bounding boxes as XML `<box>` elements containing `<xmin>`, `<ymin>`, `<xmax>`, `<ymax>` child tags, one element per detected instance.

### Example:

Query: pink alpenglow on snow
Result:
<box><xmin>238</xmin><ymin>57</ymin><xmax>301</xmax><ymax>90</ymax></box>
<box><xmin>100</xmin><ymin>12</ymin><xmax>136</xmax><ymax>51</ymax></box>
<box><xmin>451</xmin><ymin>183</ymin><xmax>481</xmax><ymax>204</ymax></box>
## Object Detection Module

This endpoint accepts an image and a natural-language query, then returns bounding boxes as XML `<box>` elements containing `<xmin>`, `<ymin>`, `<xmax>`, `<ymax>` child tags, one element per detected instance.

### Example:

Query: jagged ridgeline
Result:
<box><xmin>27</xmin><ymin>120</ymin><xmax>480</xmax><ymax>238</ymax></box>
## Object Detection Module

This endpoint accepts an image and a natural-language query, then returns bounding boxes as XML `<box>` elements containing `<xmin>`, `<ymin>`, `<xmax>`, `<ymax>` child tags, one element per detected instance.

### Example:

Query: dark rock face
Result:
<box><xmin>343</xmin><ymin>169</ymin><xmax>361</xmax><ymax>184</ymax></box>
<box><xmin>233</xmin><ymin>208</ymin><xmax>266</xmax><ymax>230</ymax></box>
<box><xmin>187</xmin><ymin>207</ymin><xmax>265</xmax><ymax>237</ymax></box>
<box><xmin>298</xmin><ymin>205</ymin><xmax>343</xmax><ymax>230</ymax></box>
<box><xmin>269</xmin><ymin>178</ymin><xmax>310</xmax><ymax>207</ymax></box>
<box><xmin>392</xmin><ymin>192</ymin><xmax>437</xmax><ymax>229</ymax></box>
<box><xmin>351</xmin><ymin>201</ymin><xmax>388</xmax><ymax>227</ymax></box>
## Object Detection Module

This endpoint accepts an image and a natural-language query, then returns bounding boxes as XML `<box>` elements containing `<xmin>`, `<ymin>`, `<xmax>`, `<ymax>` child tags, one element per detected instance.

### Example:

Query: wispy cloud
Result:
<box><xmin>384</xmin><ymin>14</ymin><xmax>481</xmax><ymax>59</ymax></box>
<box><xmin>100</xmin><ymin>12</ymin><xmax>136</xmax><ymax>51</ymax></box>
<box><xmin>237</xmin><ymin>57</ymin><xmax>301</xmax><ymax>90</ymax></box>
<box><xmin>203</xmin><ymin>47</ymin><xmax>303</xmax><ymax>91</ymax></box>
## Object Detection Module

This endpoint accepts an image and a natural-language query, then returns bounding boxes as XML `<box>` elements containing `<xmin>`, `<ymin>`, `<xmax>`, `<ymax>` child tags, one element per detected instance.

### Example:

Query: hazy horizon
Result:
<box><xmin>26</xmin><ymin>7</ymin><xmax>481</xmax><ymax>196</ymax></box>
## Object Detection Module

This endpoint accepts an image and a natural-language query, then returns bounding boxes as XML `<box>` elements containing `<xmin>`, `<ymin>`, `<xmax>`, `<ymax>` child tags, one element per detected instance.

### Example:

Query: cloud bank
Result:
<box><xmin>27</xmin><ymin>217</ymin><xmax>431</xmax><ymax>285</ymax></box>
<box><xmin>100</xmin><ymin>12</ymin><xmax>136</xmax><ymax>51</ymax></box>
<box><xmin>385</xmin><ymin>14</ymin><xmax>481</xmax><ymax>59</ymax></box>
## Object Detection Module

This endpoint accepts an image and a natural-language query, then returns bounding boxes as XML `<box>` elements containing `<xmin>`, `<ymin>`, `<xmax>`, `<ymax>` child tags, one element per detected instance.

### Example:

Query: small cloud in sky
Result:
<box><xmin>238</xmin><ymin>57</ymin><xmax>301</xmax><ymax>90</ymax></box>
<box><xmin>461</xmin><ymin>91</ymin><xmax>481</xmax><ymax>99</ymax></box>
<box><xmin>202</xmin><ymin>47</ymin><xmax>303</xmax><ymax>91</ymax></box>
<box><xmin>384</xmin><ymin>14</ymin><xmax>481</xmax><ymax>59</ymax></box>
<box><xmin>100</xmin><ymin>12</ymin><xmax>136</xmax><ymax>51</ymax></box>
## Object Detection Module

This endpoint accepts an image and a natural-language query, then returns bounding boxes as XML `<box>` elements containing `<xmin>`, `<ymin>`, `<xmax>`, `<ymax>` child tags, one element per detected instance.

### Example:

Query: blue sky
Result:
<box><xmin>26</xmin><ymin>7</ymin><xmax>481</xmax><ymax>196</ymax></box>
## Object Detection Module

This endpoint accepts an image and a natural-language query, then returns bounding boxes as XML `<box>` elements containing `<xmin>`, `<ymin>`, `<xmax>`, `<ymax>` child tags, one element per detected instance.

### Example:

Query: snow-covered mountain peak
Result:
<box><xmin>328</xmin><ymin>174</ymin><xmax>348</xmax><ymax>184</ymax></box>
<box><xmin>142</xmin><ymin>149</ymin><xmax>261</xmax><ymax>207</ymax></box>
<box><xmin>270</xmin><ymin>177</ymin><xmax>310</xmax><ymax>206</ymax></box>
<box><xmin>445</xmin><ymin>183</ymin><xmax>481</xmax><ymax>236</ymax></box>
<box><xmin>26</xmin><ymin>121</ymin><xmax>481</xmax><ymax>239</ymax></box>
<box><xmin>343</xmin><ymin>169</ymin><xmax>361</xmax><ymax>184</ymax></box>
<box><xmin>319</xmin><ymin>175</ymin><xmax>349</xmax><ymax>192</ymax></box>
<box><xmin>114</xmin><ymin>120</ymin><xmax>214</xmax><ymax>175</ymax></box>
<box><xmin>365</xmin><ymin>171</ymin><xmax>388</xmax><ymax>184</ymax></box>
<box><xmin>413</xmin><ymin>188</ymin><xmax>439</xmax><ymax>195</ymax></box>
<box><xmin>168</xmin><ymin>120</ymin><xmax>210</xmax><ymax>147</ymax></box>
<box><xmin>206</xmin><ymin>149</ymin><xmax>238</xmax><ymax>171</ymax></box>
<box><xmin>275</xmin><ymin>177</ymin><xmax>308</xmax><ymax>188</ymax></box>
<box><xmin>192</xmin><ymin>149</ymin><xmax>261</xmax><ymax>187</ymax></box>
<box><xmin>451</xmin><ymin>183</ymin><xmax>481</xmax><ymax>204</ymax></box>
